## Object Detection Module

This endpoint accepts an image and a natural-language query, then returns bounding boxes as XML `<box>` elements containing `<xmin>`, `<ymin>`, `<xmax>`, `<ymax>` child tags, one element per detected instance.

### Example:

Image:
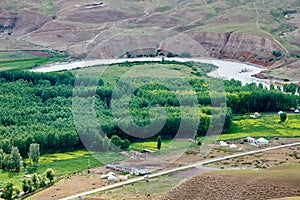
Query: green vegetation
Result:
<box><xmin>28</xmin><ymin>144</ymin><xmax>40</xmax><ymax>167</ymax></box>
<box><xmin>0</xmin><ymin>56</ymin><xmax>67</xmax><ymax>71</ymax></box>
<box><xmin>1</xmin><ymin>182</ymin><xmax>15</xmax><ymax>200</ymax></box>
<box><xmin>0</xmin><ymin>62</ymin><xmax>298</xmax><ymax>156</ymax></box>
<box><xmin>218</xmin><ymin>114</ymin><xmax>300</xmax><ymax>141</ymax></box>
<box><xmin>0</xmin><ymin>52</ymin><xmax>38</xmax><ymax>62</ymax></box>
<box><xmin>157</xmin><ymin>136</ymin><xmax>162</xmax><ymax>150</ymax></box>
<box><xmin>280</xmin><ymin>112</ymin><xmax>287</xmax><ymax>122</ymax></box>
<box><xmin>129</xmin><ymin>139</ymin><xmax>191</xmax><ymax>152</ymax></box>
<box><xmin>0</xmin><ymin>150</ymin><xmax>125</xmax><ymax>189</ymax></box>
<box><xmin>0</xmin><ymin>51</ymin><xmax>68</xmax><ymax>71</ymax></box>
<box><xmin>0</xmin><ymin>60</ymin><xmax>299</xmax><ymax>193</ymax></box>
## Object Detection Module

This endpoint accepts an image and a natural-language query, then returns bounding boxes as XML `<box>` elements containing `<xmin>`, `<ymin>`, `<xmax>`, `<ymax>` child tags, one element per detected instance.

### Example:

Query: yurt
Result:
<box><xmin>257</xmin><ymin>137</ymin><xmax>269</xmax><ymax>145</ymax></box>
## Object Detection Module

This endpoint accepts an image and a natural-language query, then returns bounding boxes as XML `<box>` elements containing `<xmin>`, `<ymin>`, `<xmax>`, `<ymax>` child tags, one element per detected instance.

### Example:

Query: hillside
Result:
<box><xmin>0</xmin><ymin>0</ymin><xmax>299</xmax><ymax>80</ymax></box>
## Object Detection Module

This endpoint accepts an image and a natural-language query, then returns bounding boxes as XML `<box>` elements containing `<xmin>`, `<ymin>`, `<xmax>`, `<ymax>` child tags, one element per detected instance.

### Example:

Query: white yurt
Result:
<box><xmin>295</xmin><ymin>109</ymin><xmax>299</xmax><ymax>113</ymax></box>
<box><xmin>108</xmin><ymin>175</ymin><xmax>117</xmax><ymax>181</ymax></box>
<box><xmin>101</xmin><ymin>172</ymin><xmax>115</xmax><ymax>179</ymax></box>
<box><xmin>257</xmin><ymin>137</ymin><xmax>269</xmax><ymax>145</ymax></box>
<box><xmin>246</xmin><ymin>137</ymin><xmax>256</xmax><ymax>143</ymax></box>
<box><xmin>220</xmin><ymin>141</ymin><xmax>228</xmax><ymax>147</ymax></box>
<box><xmin>229</xmin><ymin>144</ymin><xmax>237</xmax><ymax>149</ymax></box>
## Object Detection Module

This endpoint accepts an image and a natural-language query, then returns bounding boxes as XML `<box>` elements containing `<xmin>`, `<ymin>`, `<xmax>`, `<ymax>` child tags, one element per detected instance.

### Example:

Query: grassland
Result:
<box><xmin>129</xmin><ymin>139</ymin><xmax>192</xmax><ymax>153</ymax></box>
<box><xmin>130</xmin><ymin>113</ymin><xmax>300</xmax><ymax>151</ymax></box>
<box><xmin>75</xmin><ymin>61</ymin><xmax>216</xmax><ymax>85</ymax></box>
<box><xmin>219</xmin><ymin>113</ymin><xmax>300</xmax><ymax>141</ymax></box>
<box><xmin>0</xmin><ymin>51</ymin><xmax>69</xmax><ymax>71</ymax></box>
<box><xmin>0</xmin><ymin>150</ymin><xmax>125</xmax><ymax>188</ymax></box>
<box><xmin>0</xmin><ymin>52</ymin><xmax>38</xmax><ymax>62</ymax></box>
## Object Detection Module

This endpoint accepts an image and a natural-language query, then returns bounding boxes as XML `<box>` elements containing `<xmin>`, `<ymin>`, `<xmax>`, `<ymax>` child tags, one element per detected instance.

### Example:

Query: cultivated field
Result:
<box><xmin>161</xmin><ymin>163</ymin><xmax>300</xmax><ymax>200</ymax></box>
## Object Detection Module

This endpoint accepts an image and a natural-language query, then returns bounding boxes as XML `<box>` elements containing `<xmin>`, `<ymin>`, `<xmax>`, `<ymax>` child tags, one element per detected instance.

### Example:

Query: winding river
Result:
<box><xmin>30</xmin><ymin>57</ymin><xmax>270</xmax><ymax>86</ymax></box>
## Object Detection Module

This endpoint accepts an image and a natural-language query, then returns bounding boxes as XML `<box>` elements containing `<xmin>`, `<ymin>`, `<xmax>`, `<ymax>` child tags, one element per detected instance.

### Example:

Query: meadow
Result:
<box><xmin>0</xmin><ymin>150</ymin><xmax>125</xmax><ymax>188</ymax></box>
<box><xmin>218</xmin><ymin>113</ymin><xmax>300</xmax><ymax>141</ymax></box>
<box><xmin>129</xmin><ymin>113</ymin><xmax>300</xmax><ymax>151</ymax></box>
<box><xmin>0</xmin><ymin>51</ymin><xmax>68</xmax><ymax>71</ymax></box>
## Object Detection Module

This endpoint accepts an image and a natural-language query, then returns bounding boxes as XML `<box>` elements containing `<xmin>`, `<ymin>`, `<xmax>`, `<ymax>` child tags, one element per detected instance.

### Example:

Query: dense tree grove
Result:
<box><xmin>0</xmin><ymin>68</ymin><xmax>298</xmax><ymax>156</ymax></box>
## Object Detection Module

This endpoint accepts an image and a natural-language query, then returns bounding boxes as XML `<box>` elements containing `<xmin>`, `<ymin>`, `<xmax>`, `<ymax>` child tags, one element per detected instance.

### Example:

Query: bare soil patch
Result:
<box><xmin>161</xmin><ymin>167</ymin><xmax>300</xmax><ymax>200</ymax></box>
<box><xmin>65</xmin><ymin>9</ymin><xmax>142</xmax><ymax>24</ymax></box>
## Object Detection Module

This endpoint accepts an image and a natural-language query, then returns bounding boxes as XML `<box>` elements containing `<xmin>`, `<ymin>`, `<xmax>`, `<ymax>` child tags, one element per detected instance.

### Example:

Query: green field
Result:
<box><xmin>76</xmin><ymin>61</ymin><xmax>217</xmax><ymax>84</ymax></box>
<box><xmin>0</xmin><ymin>52</ymin><xmax>39</xmax><ymax>62</ymax></box>
<box><xmin>219</xmin><ymin>113</ymin><xmax>300</xmax><ymax>141</ymax></box>
<box><xmin>0</xmin><ymin>51</ymin><xmax>69</xmax><ymax>71</ymax></box>
<box><xmin>130</xmin><ymin>113</ymin><xmax>300</xmax><ymax>150</ymax></box>
<box><xmin>0</xmin><ymin>150</ymin><xmax>125</xmax><ymax>188</ymax></box>
<box><xmin>129</xmin><ymin>139</ymin><xmax>193</xmax><ymax>153</ymax></box>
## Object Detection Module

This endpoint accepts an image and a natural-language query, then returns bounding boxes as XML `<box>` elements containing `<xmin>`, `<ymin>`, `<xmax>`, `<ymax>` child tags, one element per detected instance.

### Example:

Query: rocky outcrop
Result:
<box><xmin>187</xmin><ymin>32</ymin><xmax>284</xmax><ymax>66</ymax></box>
<box><xmin>86</xmin><ymin>31</ymin><xmax>284</xmax><ymax>66</ymax></box>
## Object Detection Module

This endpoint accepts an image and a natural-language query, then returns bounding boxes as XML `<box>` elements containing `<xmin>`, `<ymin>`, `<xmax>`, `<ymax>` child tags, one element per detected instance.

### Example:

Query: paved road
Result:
<box><xmin>60</xmin><ymin>142</ymin><xmax>300</xmax><ymax>200</ymax></box>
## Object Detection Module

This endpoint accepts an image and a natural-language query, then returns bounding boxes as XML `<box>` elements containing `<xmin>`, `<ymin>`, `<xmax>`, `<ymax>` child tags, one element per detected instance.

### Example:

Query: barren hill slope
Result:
<box><xmin>0</xmin><ymin>0</ymin><xmax>299</xmax><ymax>79</ymax></box>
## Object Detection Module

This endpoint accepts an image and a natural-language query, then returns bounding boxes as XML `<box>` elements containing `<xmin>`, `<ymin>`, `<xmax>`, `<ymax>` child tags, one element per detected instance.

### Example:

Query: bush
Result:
<box><xmin>272</xmin><ymin>51</ymin><xmax>282</xmax><ymax>58</ymax></box>
<box><xmin>280</xmin><ymin>112</ymin><xmax>287</xmax><ymax>122</ymax></box>
<box><xmin>44</xmin><ymin>168</ymin><xmax>55</xmax><ymax>182</ymax></box>
<box><xmin>180</xmin><ymin>51</ymin><xmax>192</xmax><ymax>58</ymax></box>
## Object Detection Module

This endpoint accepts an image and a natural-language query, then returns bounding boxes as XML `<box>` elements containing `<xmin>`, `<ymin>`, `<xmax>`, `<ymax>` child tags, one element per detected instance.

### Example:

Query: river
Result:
<box><xmin>30</xmin><ymin>57</ymin><xmax>270</xmax><ymax>86</ymax></box>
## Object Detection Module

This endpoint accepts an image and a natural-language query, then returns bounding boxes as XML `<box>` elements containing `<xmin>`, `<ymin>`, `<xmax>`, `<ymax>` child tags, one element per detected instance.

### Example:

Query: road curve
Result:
<box><xmin>60</xmin><ymin>141</ymin><xmax>300</xmax><ymax>200</ymax></box>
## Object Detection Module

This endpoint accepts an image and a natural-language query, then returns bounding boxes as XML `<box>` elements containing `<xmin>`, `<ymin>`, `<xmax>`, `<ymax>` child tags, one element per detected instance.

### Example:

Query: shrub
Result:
<box><xmin>272</xmin><ymin>51</ymin><xmax>282</xmax><ymax>58</ymax></box>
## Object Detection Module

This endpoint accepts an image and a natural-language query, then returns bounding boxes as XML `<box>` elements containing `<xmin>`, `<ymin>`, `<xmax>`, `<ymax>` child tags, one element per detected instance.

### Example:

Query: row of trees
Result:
<box><xmin>0</xmin><ymin>168</ymin><xmax>55</xmax><ymax>200</ymax></box>
<box><xmin>0</xmin><ymin>144</ymin><xmax>40</xmax><ymax>171</ymax></box>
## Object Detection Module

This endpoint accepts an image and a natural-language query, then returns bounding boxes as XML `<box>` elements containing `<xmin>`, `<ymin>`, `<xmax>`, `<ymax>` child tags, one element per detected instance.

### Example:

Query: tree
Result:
<box><xmin>28</xmin><ymin>143</ymin><xmax>40</xmax><ymax>167</ymax></box>
<box><xmin>9</xmin><ymin>146</ymin><xmax>22</xmax><ymax>172</ymax></box>
<box><xmin>22</xmin><ymin>179</ymin><xmax>29</xmax><ymax>193</ymax></box>
<box><xmin>280</xmin><ymin>112</ymin><xmax>287</xmax><ymax>122</ymax></box>
<box><xmin>157</xmin><ymin>136</ymin><xmax>162</xmax><ymax>150</ymax></box>
<box><xmin>272</xmin><ymin>51</ymin><xmax>282</xmax><ymax>57</ymax></box>
<box><xmin>110</xmin><ymin>135</ymin><xmax>122</xmax><ymax>148</ymax></box>
<box><xmin>44</xmin><ymin>168</ymin><xmax>55</xmax><ymax>182</ymax></box>
<box><xmin>1</xmin><ymin>182</ymin><xmax>14</xmax><ymax>200</ymax></box>
<box><xmin>32</xmin><ymin>173</ymin><xmax>39</xmax><ymax>189</ymax></box>
<box><xmin>0</xmin><ymin>149</ymin><xmax>4</xmax><ymax>168</ymax></box>
<box><xmin>180</xmin><ymin>51</ymin><xmax>192</xmax><ymax>58</ymax></box>
<box><xmin>27</xmin><ymin>180</ymin><xmax>33</xmax><ymax>192</ymax></box>
<box><xmin>102</xmin><ymin>136</ymin><xmax>110</xmax><ymax>152</ymax></box>
<box><xmin>120</xmin><ymin>139</ymin><xmax>130</xmax><ymax>150</ymax></box>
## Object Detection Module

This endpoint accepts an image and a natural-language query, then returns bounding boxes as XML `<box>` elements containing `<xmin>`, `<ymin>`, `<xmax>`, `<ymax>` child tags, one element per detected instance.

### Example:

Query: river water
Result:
<box><xmin>30</xmin><ymin>57</ymin><xmax>270</xmax><ymax>86</ymax></box>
